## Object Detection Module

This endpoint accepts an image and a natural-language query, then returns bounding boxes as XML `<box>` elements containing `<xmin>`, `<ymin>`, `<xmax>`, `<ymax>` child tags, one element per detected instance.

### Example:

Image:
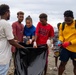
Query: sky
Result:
<box><xmin>0</xmin><ymin>0</ymin><xmax>76</xmax><ymax>27</ymax></box>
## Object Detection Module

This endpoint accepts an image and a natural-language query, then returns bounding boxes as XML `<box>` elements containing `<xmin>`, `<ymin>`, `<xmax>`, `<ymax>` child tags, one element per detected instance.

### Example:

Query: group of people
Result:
<box><xmin>0</xmin><ymin>4</ymin><xmax>76</xmax><ymax>75</ymax></box>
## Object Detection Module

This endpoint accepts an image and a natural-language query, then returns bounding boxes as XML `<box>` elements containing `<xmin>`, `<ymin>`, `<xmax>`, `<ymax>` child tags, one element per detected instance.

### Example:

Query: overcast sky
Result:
<box><xmin>0</xmin><ymin>0</ymin><xmax>76</xmax><ymax>27</ymax></box>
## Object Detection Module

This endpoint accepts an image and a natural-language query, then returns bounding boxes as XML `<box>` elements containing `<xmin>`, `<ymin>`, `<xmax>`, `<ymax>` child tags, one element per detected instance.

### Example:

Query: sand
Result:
<box><xmin>7</xmin><ymin>50</ymin><xmax>74</xmax><ymax>75</ymax></box>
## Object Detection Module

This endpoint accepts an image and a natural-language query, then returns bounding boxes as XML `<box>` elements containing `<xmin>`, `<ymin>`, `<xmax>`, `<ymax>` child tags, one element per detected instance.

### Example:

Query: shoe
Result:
<box><xmin>49</xmin><ymin>67</ymin><xmax>53</xmax><ymax>70</ymax></box>
<box><xmin>64</xmin><ymin>70</ymin><xmax>67</xmax><ymax>74</ymax></box>
<box><xmin>53</xmin><ymin>67</ymin><xmax>58</xmax><ymax>71</ymax></box>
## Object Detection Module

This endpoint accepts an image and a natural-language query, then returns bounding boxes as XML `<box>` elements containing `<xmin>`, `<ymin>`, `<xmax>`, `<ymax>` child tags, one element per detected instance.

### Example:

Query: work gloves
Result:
<box><xmin>57</xmin><ymin>40</ymin><xmax>71</xmax><ymax>48</ymax></box>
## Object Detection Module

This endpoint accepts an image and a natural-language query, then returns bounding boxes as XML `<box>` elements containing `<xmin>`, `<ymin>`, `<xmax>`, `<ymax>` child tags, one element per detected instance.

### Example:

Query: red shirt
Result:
<box><xmin>12</xmin><ymin>21</ymin><xmax>24</xmax><ymax>42</ymax></box>
<box><xmin>12</xmin><ymin>21</ymin><xmax>24</xmax><ymax>52</ymax></box>
<box><xmin>35</xmin><ymin>22</ymin><xmax>54</xmax><ymax>45</ymax></box>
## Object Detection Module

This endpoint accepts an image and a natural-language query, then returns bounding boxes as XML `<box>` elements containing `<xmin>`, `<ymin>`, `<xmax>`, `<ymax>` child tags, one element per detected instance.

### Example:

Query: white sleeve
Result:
<box><xmin>4</xmin><ymin>22</ymin><xmax>14</xmax><ymax>40</ymax></box>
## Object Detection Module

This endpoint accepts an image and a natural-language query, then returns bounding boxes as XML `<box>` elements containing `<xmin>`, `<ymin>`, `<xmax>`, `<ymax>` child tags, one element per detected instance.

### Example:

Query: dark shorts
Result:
<box><xmin>59</xmin><ymin>48</ymin><xmax>76</xmax><ymax>62</ymax></box>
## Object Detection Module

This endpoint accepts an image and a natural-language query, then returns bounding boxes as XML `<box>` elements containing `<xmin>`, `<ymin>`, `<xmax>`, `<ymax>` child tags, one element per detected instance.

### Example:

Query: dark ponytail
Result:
<box><xmin>25</xmin><ymin>15</ymin><xmax>32</xmax><ymax>22</ymax></box>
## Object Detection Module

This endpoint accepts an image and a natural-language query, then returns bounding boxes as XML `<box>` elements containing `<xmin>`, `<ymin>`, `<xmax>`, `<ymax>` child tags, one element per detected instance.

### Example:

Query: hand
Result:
<box><xmin>14</xmin><ymin>40</ymin><xmax>19</xmax><ymax>42</ymax></box>
<box><xmin>47</xmin><ymin>39</ymin><xmax>51</xmax><ymax>47</ymax></box>
<box><xmin>57</xmin><ymin>40</ymin><xmax>62</xmax><ymax>46</ymax></box>
<box><xmin>26</xmin><ymin>39</ymin><xmax>32</xmax><ymax>45</ymax></box>
<box><xmin>26</xmin><ymin>40</ymin><xmax>30</xmax><ymax>45</ymax></box>
<box><xmin>33</xmin><ymin>41</ymin><xmax>37</xmax><ymax>48</ymax></box>
<box><xmin>29</xmin><ymin>39</ymin><xmax>32</xmax><ymax>44</ymax></box>
<box><xmin>62</xmin><ymin>42</ymin><xmax>71</xmax><ymax>48</ymax></box>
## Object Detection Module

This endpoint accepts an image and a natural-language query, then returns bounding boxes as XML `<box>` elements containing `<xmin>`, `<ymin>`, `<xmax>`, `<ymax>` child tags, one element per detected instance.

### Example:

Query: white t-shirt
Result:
<box><xmin>0</xmin><ymin>19</ymin><xmax>14</xmax><ymax>65</ymax></box>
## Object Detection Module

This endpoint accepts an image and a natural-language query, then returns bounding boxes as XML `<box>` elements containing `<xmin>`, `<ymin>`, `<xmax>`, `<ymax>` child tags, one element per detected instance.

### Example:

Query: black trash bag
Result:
<box><xmin>14</xmin><ymin>43</ymin><xmax>48</xmax><ymax>75</ymax></box>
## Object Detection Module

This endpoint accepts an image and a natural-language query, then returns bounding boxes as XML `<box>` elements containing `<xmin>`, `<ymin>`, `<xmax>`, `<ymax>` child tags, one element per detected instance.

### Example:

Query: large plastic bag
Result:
<box><xmin>14</xmin><ymin>43</ymin><xmax>48</xmax><ymax>75</ymax></box>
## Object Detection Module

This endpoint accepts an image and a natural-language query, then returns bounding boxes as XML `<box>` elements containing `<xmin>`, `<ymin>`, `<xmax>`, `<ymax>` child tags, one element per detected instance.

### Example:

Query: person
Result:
<box><xmin>23</xmin><ymin>15</ymin><xmax>36</xmax><ymax>45</ymax></box>
<box><xmin>12</xmin><ymin>11</ymin><xmax>24</xmax><ymax>44</ymax></box>
<box><xmin>58</xmin><ymin>10</ymin><xmax>76</xmax><ymax>75</ymax></box>
<box><xmin>53</xmin><ymin>23</ymin><xmax>61</xmax><ymax>71</ymax></box>
<box><xmin>0</xmin><ymin>4</ymin><xmax>25</xmax><ymax>75</ymax></box>
<box><xmin>12</xmin><ymin>11</ymin><xmax>24</xmax><ymax>60</ymax></box>
<box><xmin>12</xmin><ymin>11</ymin><xmax>24</xmax><ymax>67</ymax></box>
<box><xmin>33</xmin><ymin>13</ymin><xmax>54</xmax><ymax>75</ymax></box>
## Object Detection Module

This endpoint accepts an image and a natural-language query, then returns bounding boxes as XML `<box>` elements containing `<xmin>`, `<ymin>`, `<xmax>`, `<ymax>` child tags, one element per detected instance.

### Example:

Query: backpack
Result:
<box><xmin>59</xmin><ymin>20</ymin><xmax>76</xmax><ymax>31</ymax></box>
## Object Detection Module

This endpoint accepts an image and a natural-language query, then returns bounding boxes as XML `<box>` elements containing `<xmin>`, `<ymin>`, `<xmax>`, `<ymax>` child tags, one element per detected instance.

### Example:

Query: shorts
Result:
<box><xmin>0</xmin><ymin>64</ymin><xmax>9</xmax><ymax>75</ymax></box>
<box><xmin>59</xmin><ymin>48</ymin><xmax>76</xmax><ymax>62</ymax></box>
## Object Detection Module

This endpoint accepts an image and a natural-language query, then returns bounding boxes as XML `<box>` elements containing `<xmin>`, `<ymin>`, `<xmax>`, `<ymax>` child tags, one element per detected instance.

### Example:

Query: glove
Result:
<box><xmin>33</xmin><ymin>41</ymin><xmax>37</xmax><ymax>48</ymax></box>
<box><xmin>57</xmin><ymin>40</ymin><xmax>62</xmax><ymax>46</ymax></box>
<box><xmin>62</xmin><ymin>42</ymin><xmax>71</xmax><ymax>48</ymax></box>
<box><xmin>29</xmin><ymin>39</ymin><xmax>32</xmax><ymax>44</ymax></box>
<box><xmin>47</xmin><ymin>39</ymin><xmax>51</xmax><ymax>46</ymax></box>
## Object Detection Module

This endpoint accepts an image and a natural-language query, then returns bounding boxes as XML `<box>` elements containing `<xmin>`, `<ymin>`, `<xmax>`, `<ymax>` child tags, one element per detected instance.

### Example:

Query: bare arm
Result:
<box><xmin>8</xmin><ymin>39</ymin><xmax>25</xmax><ymax>49</ymax></box>
<box><xmin>33</xmin><ymin>35</ymin><xmax>38</xmax><ymax>48</ymax></box>
<box><xmin>13</xmin><ymin>34</ymin><xmax>19</xmax><ymax>41</ymax></box>
<box><xmin>32</xmin><ymin>36</ymin><xmax>35</xmax><ymax>41</ymax></box>
<box><xmin>49</xmin><ymin>37</ymin><xmax>54</xmax><ymax>44</ymax></box>
<box><xmin>34</xmin><ymin>35</ymin><xmax>38</xmax><ymax>42</ymax></box>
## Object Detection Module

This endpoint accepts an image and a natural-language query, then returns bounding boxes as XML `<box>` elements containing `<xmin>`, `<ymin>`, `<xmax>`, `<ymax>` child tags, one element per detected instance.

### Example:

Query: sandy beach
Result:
<box><xmin>7</xmin><ymin>50</ymin><xmax>73</xmax><ymax>75</ymax></box>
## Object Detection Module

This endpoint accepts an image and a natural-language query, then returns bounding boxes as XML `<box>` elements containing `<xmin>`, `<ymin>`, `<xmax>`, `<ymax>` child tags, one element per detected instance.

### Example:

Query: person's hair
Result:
<box><xmin>57</xmin><ymin>23</ymin><xmax>61</xmax><ymax>29</ymax></box>
<box><xmin>25</xmin><ymin>15</ymin><xmax>32</xmax><ymax>22</ymax></box>
<box><xmin>17</xmin><ymin>11</ymin><xmax>24</xmax><ymax>16</ymax></box>
<box><xmin>0</xmin><ymin>4</ymin><xmax>9</xmax><ymax>16</ymax></box>
<box><xmin>64</xmin><ymin>10</ymin><xmax>74</xmax><ymax>18</ymax></box>
<box><xmin>39</xmin><ymin>13</ymin><xmax>47</xmax><ymax>20</ymax></box>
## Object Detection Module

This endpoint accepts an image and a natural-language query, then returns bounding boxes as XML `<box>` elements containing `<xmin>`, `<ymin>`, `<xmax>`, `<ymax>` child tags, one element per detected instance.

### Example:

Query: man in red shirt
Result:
<box><xmin>12</xmin><ymin>11</ymin><xmax>24</xmax><ymax>42</ymax></box>
<box><xmin>12</xmin><ymin>11</ymin><xmax>24</xmax><ymax>67</ymax></box>
<box><xmin>12</xmin><ymin>11</ymin><xmax>24</xmax><ymax>52</ymax></box>
<box><xmin>34</xmin><ymin>13</ymin><xmax>54</xmax><ymax>46</ymax></box>
<box><xmin>34</xmin><ymin>13</ymin><xmax>54</xmax><ymax>75</ymax></box>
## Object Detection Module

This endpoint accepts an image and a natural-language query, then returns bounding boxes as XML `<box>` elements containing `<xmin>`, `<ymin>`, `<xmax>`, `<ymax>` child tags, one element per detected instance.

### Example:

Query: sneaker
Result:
<box><xmin>53</xmin><ymin>67</ymin><xmax>58</xmax><ymax>71</ymax></box>
<box><xmin>64</xmin><ymin>70</ymin><xmax>67</xmax><ymax>74</ymax></box>
<box><xmin>49</xmin><ymin>67</ymin><xmax>53</xmax><ymax>70</ymax></box>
